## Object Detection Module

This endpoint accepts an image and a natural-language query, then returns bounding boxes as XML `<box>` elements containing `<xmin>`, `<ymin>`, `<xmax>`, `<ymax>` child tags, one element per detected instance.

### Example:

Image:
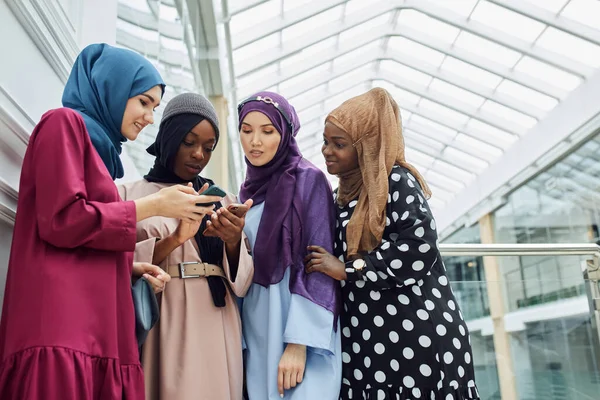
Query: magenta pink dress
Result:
<box><xmin>0</xmin><ymin>108</ymin><xmax>143</xmax><ymax>399</ymax></box>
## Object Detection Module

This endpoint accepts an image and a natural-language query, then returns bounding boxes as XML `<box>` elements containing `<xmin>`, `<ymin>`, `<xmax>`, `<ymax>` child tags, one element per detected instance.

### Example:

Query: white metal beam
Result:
<box><xmin>436</xmin><ymin>71</ymin><xmax>600</xmax><ymax>234</ymax></box>
<box><xmin>116</xmin><ymin>29</ymin><xmax>191</xmax><ymax>69</ymax></box>
<box><xmin>282</xmin><ymin>47</ymin><xmax>548</xmax><ymax>120</ymax></box>
<box><xmin>184</xmin><ymin>0</ymin><xmax>225</xmax><ymax>96</ymax></box>
<box><xmin>289</xmin><ymin>65</ymin><xmax>528</xmax><ymax>136</ymax></box>
<box><xmin>233</xmin><ymin>0</ymin><xmax>348</xmax><ymax>49</ymax></box>
<box><xmin>376</xmin><ymin>69</ymin><xmax>529</xmax><ymax>136</ymax></box>
<box><xmin>236</xmin><ymin>0</ymin><xmax>591</xmax><ymax>78</ymax></box>
<box><xmin>292</xmin><ymin>76</ymin><xmax>517</xmax><ymax>148</ymax></box>
<box><xmin>237</xmin><ymin>24</ymin><xmax>565</xmax><ymax>99</ymax></box>
<box><xmin>118</xmin><ymin>3</ymin><xmax>183</xmax><ymax>40</ymax></box>
<box><xmin>489</xmin><ymin>0</ymin><xmax>600</xmax><ymax>46</ymax></box>
<box><xmin>229</xmin><ymin>0</ymin><xmax>270</xmax><ymax>17</ymax></box>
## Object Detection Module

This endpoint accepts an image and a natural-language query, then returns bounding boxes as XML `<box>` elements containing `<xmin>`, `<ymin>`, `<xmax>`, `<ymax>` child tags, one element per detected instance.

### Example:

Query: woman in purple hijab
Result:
<box><xmin>238</xmin><ymin>91</ymin><xmax>342</xmax><ymax>399</ymax></box>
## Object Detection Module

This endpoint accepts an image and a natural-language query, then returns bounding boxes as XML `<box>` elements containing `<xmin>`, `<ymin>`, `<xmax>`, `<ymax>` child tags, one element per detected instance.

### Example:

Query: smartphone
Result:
<box><xmin>196</xmin><ymin>185</ymin><xmax>226</xmax><ymax>207</ymax></box>
<box><xmin>201</xmin><ymin>185</ymin><xmax>227</xmax><ymax>197</ymax></box>
<box><xmin>227</xmin><ymin>203</ymin><xmax>249</xmax><ymax>218</ymax></box>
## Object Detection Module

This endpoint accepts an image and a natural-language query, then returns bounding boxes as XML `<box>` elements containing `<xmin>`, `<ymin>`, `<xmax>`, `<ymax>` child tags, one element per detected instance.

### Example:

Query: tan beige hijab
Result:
<box><xmin>326</xmin><ymin>87</ymin><xmax>431</xmax><ymax>257</ymax></box>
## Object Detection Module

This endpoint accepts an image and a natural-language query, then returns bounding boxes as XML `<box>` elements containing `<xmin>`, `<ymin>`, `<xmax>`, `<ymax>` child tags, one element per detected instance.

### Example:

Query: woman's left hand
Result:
<box><xmin>132</xmin><ymin>262</ymin><xmax>171</xmax><ymax>293</ymax></box>
<box><xmin>304</xmin><ymin>245</ymin><xmax>347</xmax><ymax>281</ymax></box>
<box><xmin>203</xmin><ymin>199</ymin><xmax>253</xmax><ymax>244</ymax></box>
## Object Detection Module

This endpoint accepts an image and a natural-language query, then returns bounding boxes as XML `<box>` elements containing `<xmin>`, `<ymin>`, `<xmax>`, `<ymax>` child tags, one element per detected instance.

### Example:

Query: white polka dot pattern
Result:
<box><xmin>335</xmin><ymin>166</ymin><xmax>478</xmax><ymax>399</ymax></box>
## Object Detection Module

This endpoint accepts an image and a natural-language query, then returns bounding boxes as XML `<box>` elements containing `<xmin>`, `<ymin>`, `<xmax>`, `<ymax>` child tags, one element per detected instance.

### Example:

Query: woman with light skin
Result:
<box><xmin>305</xmin><ymin>88</ymin><xmax>480</xmax><ymax>400</ymax></box>
<box><xmin>0</xmin><ymin>44</ymin><xmax>218</xmax><ymax>400</ymax></box>
<box><xmin>238</xmin><ymin>91</ymin><xmax>342</xmax><ymax>399</ymax></box>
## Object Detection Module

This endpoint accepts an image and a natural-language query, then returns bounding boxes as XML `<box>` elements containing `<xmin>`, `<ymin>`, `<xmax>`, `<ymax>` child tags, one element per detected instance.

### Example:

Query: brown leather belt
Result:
<box><xmin>166</xmin><ymin>262</ymin><xmax>226</xmax><ymax>279</ymax></box>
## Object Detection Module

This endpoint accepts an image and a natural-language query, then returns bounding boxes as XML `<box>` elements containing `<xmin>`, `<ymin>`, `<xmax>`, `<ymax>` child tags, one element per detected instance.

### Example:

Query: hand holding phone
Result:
<box><xmin>227</xmin><ymin>203</ymin><xmax>249</xmax><ymax>218</ymax></box>
<box><xmin>196</xmin><ymin>185</ymin><xmax>226</xmax><ymax>207</ymax></box>
<box><xmin>203</xmin><ymin>199</ymin><xmax>253</xmax><ymax>240</ymax></box>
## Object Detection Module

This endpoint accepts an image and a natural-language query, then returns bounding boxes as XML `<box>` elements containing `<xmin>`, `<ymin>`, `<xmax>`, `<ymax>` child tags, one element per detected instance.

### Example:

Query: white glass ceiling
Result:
<box><xmin>115</xmin><ymin>0</ymin><xmax>600</xmax><ymax>217</ymax></box>
<box><xmin>225</xmin><ymin>0</ymin><xmax>600</xmax><ymax>211</ymax></box>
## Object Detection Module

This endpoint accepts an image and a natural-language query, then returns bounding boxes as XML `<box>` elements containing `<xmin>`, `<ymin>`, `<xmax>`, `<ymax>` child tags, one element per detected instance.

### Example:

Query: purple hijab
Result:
<box><xmin>239</xmin><ymin>91</ymin><xmax>339</xmax><ymax>317</ymax></box>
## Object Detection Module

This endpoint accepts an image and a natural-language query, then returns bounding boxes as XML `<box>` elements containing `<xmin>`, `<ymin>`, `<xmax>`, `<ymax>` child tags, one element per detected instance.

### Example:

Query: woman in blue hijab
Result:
<box><xmin>0</xmin><ymin>43</ymin><xmax>220</xmax><ymax>400</ymax></box>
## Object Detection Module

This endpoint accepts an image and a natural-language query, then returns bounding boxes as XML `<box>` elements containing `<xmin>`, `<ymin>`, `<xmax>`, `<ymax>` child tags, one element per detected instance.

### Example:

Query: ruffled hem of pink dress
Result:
<box><xmin>0</xmin><ymin>346</ymin><xmax>144</xmax><ymax>400</ymax></box>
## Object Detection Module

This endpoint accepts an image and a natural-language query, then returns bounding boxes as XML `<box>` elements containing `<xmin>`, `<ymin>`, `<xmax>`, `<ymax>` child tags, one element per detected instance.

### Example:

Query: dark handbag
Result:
<box><xmin>132</xmin><ymin>277</ymin><xmax>159</xmax><ymax>348</ymax></box>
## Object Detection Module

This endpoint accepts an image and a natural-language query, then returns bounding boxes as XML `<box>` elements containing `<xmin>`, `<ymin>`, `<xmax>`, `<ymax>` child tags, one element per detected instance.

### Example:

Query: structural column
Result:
<box><xmin>207</xmin><ymin>96</ymin><xmax>230</xmax><ymax>190</ymax></box>
<box><xmin>479</xmin><ymin>214</ymin><xmax>519</xmax><ymax>400</ymax></box>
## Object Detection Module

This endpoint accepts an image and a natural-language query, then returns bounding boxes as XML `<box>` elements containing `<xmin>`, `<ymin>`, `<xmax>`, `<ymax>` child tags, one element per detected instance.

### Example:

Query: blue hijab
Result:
<box><xmin>62</xmin><ymin>43</ymin><xmax>165</xmax><ymax>180</ymax></box>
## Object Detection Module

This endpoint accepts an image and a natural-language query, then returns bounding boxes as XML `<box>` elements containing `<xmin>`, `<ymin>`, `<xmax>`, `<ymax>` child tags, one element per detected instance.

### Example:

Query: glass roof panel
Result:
<box><xmin>117</xmin><ymin>19</ymin><xmax>158</xmax><ymax>41</ymax></box>
<box><xmin>387</xmin><ymin>37</ymin><xmax>446</xmax><ymax>67</ymax></box>
<box><xmin>440</xmin><ymin>57</ymin><xmax>503</xmax><ymax>90</ymax></box>
<box><xmin>522</xmin><ymin>0</ymin><xmax>568</xmax><ymax>13</ymax></box>
<box><xmin>338</xmin><ymin>14</ymin><xmax>390</xmax><ymax>42</ymax></box>
<box><xmin>425</xmin><ymin>170</ymin><xmax>465</xmax><ymax>192</ymax></box>
<box><xmin>160</xmin><ymin>35</ymin><xmax>186</xmax><ymax>52</ymax></box>
<box><xmin>290</xmin><ymin>84</ymin><xmax>327</xmax><ymax>106</ymax></box>
<box><xmin>404</xmin><ymin>130</ymin><xmax>446</xmax><ymax>152</ymax></box>
<box><xmin>455</xmin><ymin>133</ymin><xmax>504</xmax><ymax>157</ymax></box>
<box><xmin>453</xmin><ymin>31</ymin><xmax>523</xmax><ymax>68</ymax></box>
<box><xmin>535</xmin><ymin>27</ymin><xmax>600</xmax><ymax>68</ymax></box>
<box><xmin>396</xmin><ymin>10</ymin><xmax>461</xmax><ymax>44</ymax></box>
<box><xmin>280</xmin><ymin>37</ymin><xmax>338</xmax><ymax>69</ymax></box>
<box><xmin>332</xmin><ymin>40</ymin><xmax>381</xmax><ymax>68</ymax></box>
<box><xmin>229</xmin><ymin>1</ymin><xmax>280</xmax><ymax>34</ymax></box>
<box><xmin>428</xmin><ymin>79</ymin><xmax>486</xmax><ymax>108</ymax></box>
<box><xmin>282</xmin><ymin>6</ymin><xmax>344</xmax><ymax>42</ymax></box>
<box><xmin>423</xmin><ymin>0</ymin><xmax>478</xmax><ymax>17</ymax></box>
<box><xmin>560</xmin><ymin>0</ymin><xmax>600</xmax><ymax>29</ymax></box>
<box><xmin>513</xmin><ymin>56</ymin><xmax>582</xmax><ymax>91</ymax></box>
<box><xmin>236</xmin><ymin>63</ymin><xmax>279</xmax><ymax>95</ymax></box>
<box><xmin>233</xmin><ymin>33</ymin><xmax>279</xmax><ymax>65</ymax></box>
<box><xmin>495</xmin><ymin>80</ymin><xmax>559</xmax><ymax>111</ymax></box>
<box><xmin>297</xmin><ymin>104</ymin><xmax>324</xmax><ymax>125</ymax></box>
<box><xmin>159</xmin><ymin>4</ymin><xmax>180</xmax><ymax>23</ymax></box>
<box><xmin>221</xmin><ymin>0</ymin><xmax>600</xmax><ymax>215</ymax></box>
<box><xmin>410</xmin><ymin>115</ymin><xmax>458</xmax><ymax>138</ymax></box>
<box><xmin>344</xmin><ymin>0</ymin><xmax>374</xmax><ymax>15</ymax></box>
<box><xmin>479</xmin><ymin>100</ymin><xmax>538</xmax><ymax>129</ymax></box>
<box><xmin>284</xmin><ymin>0</ymin><xmax>315</xmax><ymax>13</ymax></box>
<box><xmin>419</xmin><ymin>100</ymin><xmax>471</xmax><ymax>125</ymax></box>
<box><xmin>379</xmin><ymin>61</ymin><xmax>432</xmax><ymax>87</ymax></box>
<box><xmin>442</xmin><ymin>147</ymin><xmax>489</xmax><ymax>171</ymax></box>
<box><xmin>410</xmin><ymin>115</ymin><xmax>457</xmax><ymax>137</ymax></box>
<box><xmin>329</xmin><ymin>64</ymin><xmax>374</xmax><ymax>88</ymax></box>
<box><xmin>126</xmin><ymin>0</ymin><xmax>152</xmax><ymax>13</ymax></box>
<box><xmin>465</xmin><ymin>119</ymin><xmax>516</xmax><ymax>146</ymax></box>
<box><xmin>278</xmin><ymin>64</ymin><xmax>332</xmax><ymax>93</ymax></box>
<box><xmin>470</xmin><ymin>2</ymin><xmax>546</xmax><ymax>42</ymax></box>
<box><xmin>406</xmin><ymin>148</ymin><xmax>436</xmax><ymax>166</ymax></box>
<box><xmin>433</xmin><ymin>160</ymin><xmax>476</xmax><ymax>183</ymax></box>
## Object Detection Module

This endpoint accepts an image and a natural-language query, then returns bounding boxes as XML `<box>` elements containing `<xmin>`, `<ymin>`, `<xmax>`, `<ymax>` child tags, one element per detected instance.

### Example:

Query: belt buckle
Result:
<box><xmin>179</xmin><ymin>262</ymin><xmax>201</xmax><ymax>279</ymax></box>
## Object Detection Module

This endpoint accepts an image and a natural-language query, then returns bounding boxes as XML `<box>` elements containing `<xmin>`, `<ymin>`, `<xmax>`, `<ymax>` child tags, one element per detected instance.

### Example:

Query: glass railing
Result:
<box><xmin>439</xmin><ymin>243</ymin><xmax>600</xmax><ymax>400</ymax></box>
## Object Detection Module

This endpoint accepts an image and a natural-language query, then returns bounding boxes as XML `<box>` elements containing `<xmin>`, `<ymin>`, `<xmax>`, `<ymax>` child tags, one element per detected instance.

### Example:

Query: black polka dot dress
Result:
<box><xmin>336</xmin><ymin>166</ymin><xmax>480</xmax><ymax>400</ymax></box>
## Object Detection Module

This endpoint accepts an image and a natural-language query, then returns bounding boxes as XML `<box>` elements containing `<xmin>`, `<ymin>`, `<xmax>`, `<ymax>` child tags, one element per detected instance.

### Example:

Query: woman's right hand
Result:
<box><xmin>172</xmin><ymin>218</ymin><xmax>202</xmax><ymax>245</ymax></box>
<box><xmin>154</xmin><ymin>183</ymin><xmax>222</xmax><ymax>221</ymax></box>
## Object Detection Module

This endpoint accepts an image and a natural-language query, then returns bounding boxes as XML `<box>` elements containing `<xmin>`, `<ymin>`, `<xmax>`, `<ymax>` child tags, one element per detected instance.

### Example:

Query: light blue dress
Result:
<box><xmin>242</xmin><ymin>202</ymin><xmax>342</xmax><ymax>400</ymax></box>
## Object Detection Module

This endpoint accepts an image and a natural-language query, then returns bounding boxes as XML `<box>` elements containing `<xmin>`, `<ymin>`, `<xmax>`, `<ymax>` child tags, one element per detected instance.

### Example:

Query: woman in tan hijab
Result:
<box><xmin>305</xmin><ymin>88</ymin><xmax>480</xmax><ymax>400</ymax></box>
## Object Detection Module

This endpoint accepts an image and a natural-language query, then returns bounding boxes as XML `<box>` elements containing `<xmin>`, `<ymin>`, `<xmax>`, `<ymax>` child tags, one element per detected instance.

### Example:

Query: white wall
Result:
<box><xmin>0</xmin><ymin>0</ymin><xmax>118</xmax><ymax>312</ymax></box>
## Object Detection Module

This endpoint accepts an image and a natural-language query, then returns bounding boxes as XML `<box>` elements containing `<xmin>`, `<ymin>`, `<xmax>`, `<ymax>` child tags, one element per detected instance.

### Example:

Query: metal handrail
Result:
<box><xmin>439</xmin><ymin>243</ymin><xmax>600</xmax><ymax>258</ymax></box>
